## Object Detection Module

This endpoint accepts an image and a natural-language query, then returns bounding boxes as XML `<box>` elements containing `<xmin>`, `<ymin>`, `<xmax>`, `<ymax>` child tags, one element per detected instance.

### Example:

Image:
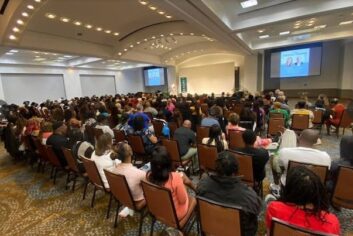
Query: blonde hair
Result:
<box><xmin>95</xmin><ymin>133</ymin><xmax>112</xmax><ymax>156</ymax></box>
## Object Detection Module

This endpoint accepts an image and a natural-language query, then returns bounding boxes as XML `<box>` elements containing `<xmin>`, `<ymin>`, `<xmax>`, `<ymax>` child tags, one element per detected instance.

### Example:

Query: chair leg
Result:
<box><xmin>91</xmin><ymin>186</ymin><xmax>96</xmax><ymax>208</ymax></box>
<box><xmin>150</xmin><ymin>217</ymin><xmax>156</xmax><ymax>236</ymax></box>
<box><xmin>106</xmin><ymin>193</ymin><xmax>113</xmax><ymax>219</ymax></box>
<box><xmin>138</xmin><ymin>210</ymin><xmax>146</xmax><ymax>236</ymax></box>
<box><xmin>65</xmin><ymin>171</ymin><xmax>71</xmax><ymax>190</ymax></box>
<box><xmin>82</xmin><ymin>180</ymin><xmax>89</xmax><ymax>200</ymax></box>
<box><xmin>72</xmin><ymin>175</ymin><xmax>77</xmax><ymax>192</ymax></box>
<box><xmin>114</xmin><ymin>201</ymin><xmax>120</xmax><ymax>228</ymax></box>
<box><xmin>53</xmin><ymin>168</ymin><xmax>58</xmax><ymax>185</ymax></box>
<box><xmin>50</xmin><ymin>165</ymin><xmax>54</xmax><ymax>178</ymax></box>
<box><xmin>343</xmin><ymin>128</ymin><xmax>345</xmax><ymax>135</ymax></box>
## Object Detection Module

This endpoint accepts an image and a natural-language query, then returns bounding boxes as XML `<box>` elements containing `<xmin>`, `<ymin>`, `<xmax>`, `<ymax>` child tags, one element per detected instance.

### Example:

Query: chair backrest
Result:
<box><xmin>113</xmin><ymin>129</ymin><xmax>126</xmax><ymax>143</ymax></box>
<box><xmin>197</xmin><ymin>196</ymin><xmax>242</xmax><ymax>236</ymax></box>
<box><xmin>32</xmin><ymin>137</ymin><xmax>48</xmax><ymax>161</ymax></box>
<box><xmin>197</xmin><ymin>144</ymin><xmax>218</xmax><ymax>172</ymax></box>
<box><xmin>141</xmin><ymin>180</ymin><xmax>179</xmax><ymax>229</ymax></box>
<box><xmin>268</xmin><ymin>118</ymin><xmax>285</xmax><ymax>136</ymax></box>
<box><xmin>62</xmin><ymin>147</ymin><xmax>80</xmax><ymax>173</ymax></box>
<box><xmin>239</xmin><ymin>121</ymin><xmax>254</xmax><ymax>130</ymax></box>
<box><xmin>270</xmin><ymin>112</ymin><xmax>284</xmax><ymax>118</ymax></box>
<box><xmin>201</xmin><ymin>103</ymin><xmax>209</xmax><ymax>116</ymax></box>
<box><xmin>232</xmin><ymin>104</ymin><xmax>243</xmax><ymax>115</ymax></box>
<box><xmin>152</xmin><ymin>120</ymin><xmax>164</xmax><ymax>137</ymax></box>
<box><xmin>270</xmin><ymin>217</ymin><xmax>338</xmax><ymax>236</ymax></box>
<box><xmin>127</xmin><ymin>134</ymin><xmax>146</xmax><ymax>155</ymax></box>
<box><xmin>228</xmin><ymin>130</ymin><xmax>245</xmax><ymax>149</ymax></box>
<box><xmin>331</xmin><ymin>165</ymin><xmax>353</xmax><ymax>209</ymax></box>
<box><xmin>291</xmin><ymin>114</ymin><xmax>309</xmax><ymax>130</ymax></box>
<box><xmin>93</xmin><ymin>128</ymin><xmax>104</xmax><ymax>140</ymax></box>
<box><xmin>80</xmin><ymin>155</ymin><xmax>105</xmax><ymax>189</ymax></box>
<box><xmin>45</xmin><ymin>145</ymin><xmax>62</xmax><ymax>167</ymax></box>
<box><xmin>162</xmin><ymin>139</ymin><xmax>181</xmax><ymax>164</ymax></box>
<box><xmin>228</xmin><ymin>150</ymin><xmax>254</xmax><ymax>185</ymax></box>
<box><xmin>287</xmin><ymin>161</ymin><xmax>328</xmax><ymax>184</ymax></box>
<box><xmin>196</xmin><ymin>126</ymin><xmax>210</xmax><ymax>144</ymax></box>
<box><xmin>339</xmin><ymin>110</ymin><xmax>353</xmax><ymax>128</ymax></box>
<box><xmin>104</xmin><ymin>170</ymin><xmax>136</xmax><ymax>210</ymax></box>
<box><xmin>168</xmin><ymin>122</ymin><xmax>178</xmax><ymax>138</ymax></box>
<box><xmin>312</xmin><ymin>110</ymin><xmax>323</xmax><ymax>124</ymax></box>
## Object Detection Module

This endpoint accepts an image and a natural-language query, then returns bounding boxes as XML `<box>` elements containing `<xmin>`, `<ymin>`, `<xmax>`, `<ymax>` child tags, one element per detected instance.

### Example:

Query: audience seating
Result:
<box><xmin>113</xmin><ymin>129</ymin><xmax>126</xmax><ymax>143</ymax></box>
<box><xmin>333</xmin><ymin>110</ymin><xmax>353</xmax><ymax>138</ymax></box>
<box><xmin>331</xmin><ymin>166</ymin><xmax>353</xmax><ymax>210</ymax></box>
<box><xmin>268</xmin><ymin>118</ymin><xmax>285</xmax><ymax>137</ymax></box>
<box><xmin>269</xmin><ymin>112</ymin><xmax>284</xmax><ymax>118</ymax></box>
<box><xmin>270</xmin><ymin>217</ymin><xmax>338</xmax><ymax>236</ymax></box>
<box><xmin>228</xmin><ymin>130</ymin><xmax>245</xmax><ymax>149</ymax></box>
<box><xmin>141</xmin><ymin>180</ymin><xmax>197</xmax><ymax>235</ymax></box>
<box><xmin>287</xmin><ymin>160</ymin><xmax>328</xmax><ymax>184</ymax></box>
<box><xmin>197</xmin><ymin>144</ymin><xmax>218</xmax><ymax>178</ymax></box>
<box><xmin>104</xmin><ymin>170</ymin><xmax>147</xmax><ymax>234</ymax></box>
<box><xmin>232</xmin><ymin>104</ymin><xmax>243</xmax><ymax>115</ymax></box>
<box><xmin>62</xmin><ymin>147</ymin><xmax>86</xmax><ymax>191</ymax></box>
<box><xmin>197</xmin><ymin>196</ymin><xmax>242</xmax><ymax>236</ymax></box>
<box><xmin>127</xmin><ymin>134</ymin><xmax>150</xmax><ymax>165</ymax></box>
<box><xmin>168</xmin><ymin>121</ymin><xmax>178</xmax><ymax>138</ymax></box>
<box><xmin>162</xmin><ymin>139</ymin><xmax>193</xmax><ymax>174</ymax></box>
<box><xmin>200</xmin><ymin>103</ymin><xmax>209</xmax><ymax>116</ymax></box>
<box><xmin>80</xmin><ymin>156</ymin><xmax>112</xmax><ymax>219</ymax></box>
<box><xmin>196</xmin><ymin>126</ymin><xmax>210</xmax><ymax>144</ymax></box>
<box><xmin>45</xmin><ymin>145</ymin><xmax>68</xmax><ymax>185</ymax></box>
<box><xmin>312</xmin><ymin>109</ymin><xmax>324</xmax><ymax>134</ymax></box>
<box><xmin>31</xmin><ymin>137</ymin><xmax>49</xmax><ymax>172</ymax></box>
<box><xmin>291</xmin><ymin>114</ymin><xmax>309</xmax><ymax>132</ymax></box>
<box><xmin>152</xmin><ymin>120</ymin><xmax>164</xmax><ymax>138</ymax></box>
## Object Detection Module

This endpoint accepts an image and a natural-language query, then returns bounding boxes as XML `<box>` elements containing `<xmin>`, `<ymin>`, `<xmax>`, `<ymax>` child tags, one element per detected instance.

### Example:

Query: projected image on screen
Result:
<box><xmin>280</xmin><ymin>49</ymin><xmax>310</xmax><ymax>77</ymax></box>
<box><xmin>143</xmin><ymin>67</ymin><xmax>165</xmax><ymax>86</ymax></box>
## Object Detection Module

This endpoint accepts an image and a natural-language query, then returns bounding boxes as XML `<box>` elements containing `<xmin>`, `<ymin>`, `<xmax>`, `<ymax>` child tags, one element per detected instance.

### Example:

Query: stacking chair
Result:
<box><xmin>334</xmin><ymin>110</ymin><xmax>353</xmax><ymax>138</ymax></box>
<box><xmin>269</xmin><ymin>112</ymin><xmax>284</xmax><ymax>119</ymax></box>
<box><xmin>80</xmin><ymin>156</ymin><xmax>112</xmax><ymax>219</ymax></box>
<box><xmin>197</xmin><ymin>144</ymin><xmax>218</xmax><ymax>178</ymax></box>
<box><xmin>291</xmin><ymin>114</ymin><xmax>309</xmax><ymax>133</ymax></box>
<box><xmin>141</xmin><ymin>180</ymin><xmax>197</xmax><ymax>235</ymax></box>
<box><xmin>168</xmin><ymin>122</ymin><xmax>178</xmax><ymax>138</ymax></box>
<box><xmin>201</xmin><ymin>103</ymin><xmax>209</xmax><ymax>116</ymax></box>
<box><xmin>104</xmin><ymin>170</ymin><xmax>147</xmax><ymax>234</ymax></box>
<box><xmin>31</xmin><ymin>137</ymin><xmax>49</xmax><ymax>172</ymax></box>
<box><xmin>152</xmin><ymin>120</ymin><xmax>164</xmax><ymax>138</ymax></box>
<box><xmin>287</xmin><ymin>160</ymin><xmax>328</xmax><ymax>184</ymax></box>
<box><xmin>162</xmin><ymin>139</ymin><xmax>193</xmax><ymax>174</ymax></box>
<box><xmin>228</xmin><ymin>130</ymin><xmax>245</xmax><ymax>149</ymax></box>
<box><xmin>268</xmin><ymin>118</ymin><xmax>285</xmax><ymax>137</ymax></box>
<box><xmin>127</xmin><ymin>134</ymin><xmax>150</xmax><ymax>165</ymax></box>
<box><xmin>62</xmin><ymin>147</ymin><xmax>87</xmax><ymax>191</ymax></box>
<box><xmin>45</xmin><ymin>145</ymin><xmax>68</xmax><ymax>185</ymax></box>
<box><xmin>270</xmin><ymin>217</ymin><xmax>338</xmax><ymax>236</ymax></box>
<box><xmin>197</xmin><ymin>196</ymin><xmax>242</xmax><ymax>236</ymax></box>
<box><xmin>331</xmin><ymin>166</ymin><xmax>353</xmax><ymax>210</ymax></box>
<box><xmin>196</xmin><ymin>126</ymin><xmax>210</xmax><ymax>144</ymax></box>
<box><xmin>113</xmin><ymin>129</ymin><xmax>126</xmax><ymax>143</ymax></box>
<box><xmin>312</xmin><ymin>109</ymin><xmax>324</xmax><ymax>133</ymax></box>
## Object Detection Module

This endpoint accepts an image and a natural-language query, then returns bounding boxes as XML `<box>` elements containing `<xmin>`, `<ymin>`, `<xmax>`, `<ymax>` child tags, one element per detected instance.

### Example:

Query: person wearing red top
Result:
<box><xmin>266</xmin><ymin>166</ymin><xmax>340</xmax><ymax>235</ymax></box>
<box><xmin>326</xmin><ymin>98</ymin><xmax>345</xmax><ymax>135</ymax></box>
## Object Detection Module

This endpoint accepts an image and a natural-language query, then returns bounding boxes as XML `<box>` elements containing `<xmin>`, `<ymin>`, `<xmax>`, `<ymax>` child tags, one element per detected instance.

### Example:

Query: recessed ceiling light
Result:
<box><xmin>96</xmin><ymin>27</ymin><xmax>103</xmax><ymax>31</ymax></box>
<box><xmin>124</xmin><ymin>49</ymin><xmax>128</xmax><ymax>51</ymax></box>
<box><xmin>279</xmin><ymin>31</ymin><xmax>290</xmax><ymax>35</ymax></box>
<box><xmin>144</xmin><ymin>38</ymin><xmax>148</xmax><ymax>41</ymax></box>
<box><xmin>34</xmin><ymin>0</ymin><xmax>42</xmax><ymax>2</ymax></box>
<box><xmin>259</xmin><ymin>34</ymin><xmax>269</xmax><ymax>39</ymax></box>
<box><xmin>105</xmin><ymin>30</ymin><xmax>111</xmax><ymax>34</ymax></box>
<box><xmin>314</xmin><ymin>25</ymin><xmax>326</xmax><ymax>29</ymax></box>
<box><xmin>130</xmin><ymin>45</ymin><xmax>134</xmax><ymax>48</ymax></box>
<box><xmin>6</xmin><ymin>52</ymin><xmax>14</xmax><ymax>55</ymax></box>
<box><xmin>257</xmin><ymin>29</ymin><xmax>265</xmax><ymax>33</ymax></box>
<box><xmin>149</xmin><ymin>6</ymin><xmax>157</xmax><ymax>10</ymax></box>
<box><xmin>151</xmin><ymin>36</ymin><xmax>156</xmax><ymax>39</ymax></box>
<box><xmin>27</xmin><ymin>5</ymin><xmax>34</xmax><ymax>10</ymax></box>
<box><xmin>180</xmin><ymin>32</ymin><xmax>183</xmax><ymax>35</ymax></box>
<box><xmin>113</xmin><ymin>32</ymin><xmax>119</xmax><ymax>36</ymax></box>
<box><xmin>160</xmin><ymin>34</ymin><xmax>164</xmax><ymax>37</ymax></box>
<box><xmin>12</xmin><ymin>27</ymin><xmax>20</xmax><ymax>32</ymax></box>
<box><xmin>22</xmin><ymin>12</ymin><xmax>29</xmax><ymax>17</ymax></box>
<box><xmin>74</xmin><ymin>21</ymin><xmax>82</xmax><ymax>26</ymax></box>
<box><xmin>60</xmin><ymin>17</ymin><xmax>70</xmax><ymax>23</ymax></box>
<box><xmin>64</xmin><ymin>55</ymin><xmax>72</xmax><ymax>58</ymax></box>
<box><xmin>85</xmin><ymin>24</ymin><xmax>93</xmax><ymax>29</ymax></box>
<box><xmin>307</xmin><ymin>23</ymin><xmax>313</xmax><ymax>26</ymax></box>
<box><xmin>136</xmin><ymin>41</ymin><xmax>140</xmax><ymax>44</ymax></box>
<box><xmin>45</xmin><ymin>13</ymin><xmax>56</xmax><ymax>19</ymax></box>
<box><xmin>10</xmin><ymin>49</ymin><xmax>18</xmax><ymax>53</ymax></box>
<box><xmin>169</xmin><ymin>33</ymin><xmax>174</xmax><ymax>36</ymax></box>
<box><xmin>308</xmin><ymin>20</ymin><xmax>315</xmax><ymax>24</ymax></box>
<box><xmin>339</xmin><ymin>20</ymin><xmax>353</xmax><ymax>25</ymax></box>
<box><xmin>17</xmin><ymin>19</ymin><xmax>24</xmax><ymax>25</ymax></box>
<box><xmin>35</xmin><ymin>55</ymin><xmax>40</xmax><ymax>58</ymax></box>
<box><xmin>190</xmin><ymin>33</ymin><xmax>194</xmax><ymax>35</ymax></box>
<box><xmin>118</xmin><ymin>52</ymin><xmax>122</xmax><ymax>56</ymax></box>
<box><xmin>294</xmin><ymin>25</ymin><xmax>300</xmax><ymax>29</ymax></box>
<box><xmin>9</xmin><ymin>35</ymin><xmax>17</xmax><ymax>40</ymax></box>
<box><xmin>240</xmin><ymin>0</ymin><xmax>258</xmax><ymax>8</ymax></box>
<box><xmin>158</xmin><ymin>11</ymin><xmax>165</xmax><ymax>15</ymax></box>
<box><xmin>166</xmin><ymin>15</ymin><xmax>172</xmax><ymax>19</ymax></box>
<box><xmin>139</xmin><ymin>0</ymin><xmax>148</xmax><ymax>5</ymax></box>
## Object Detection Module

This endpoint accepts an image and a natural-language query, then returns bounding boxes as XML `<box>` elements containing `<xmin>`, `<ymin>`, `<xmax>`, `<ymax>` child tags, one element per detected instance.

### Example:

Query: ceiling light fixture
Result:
<box><xmin>12</xmin><ymin>27</ymin><xmax>20</xmax><ymax>32</ymax></box>
<box><xmin>144</xmin><ymin>38</ymin><xmax>148</xmax><ymax>41</ymax></box>
<box><xmin>166</xmin><ymin>15</ymin><xmax>172</xmax><ymax>19</ymax></box>
<box><xmin>139</xmin><ymin>0</ymin><xmax>148</xmax><ymax>5</ymax></box>
<box><xmin>118</xmin><ymin>52</ymin><xmax>122</xmax><ymax>56</ymax></box>
<box><xmin>9</xmin><ymin>35</ymin><xmax>17</xmax><ymax>40</ymax></box>
<box><xmin>17</xmin><ymin>19</ymin><xmax>24</xmax><ymax>25</ymax></box>
<box><xmin>74</xmin><ymin>21</ymin><xmax>82</xmax><ymax>26</ymax></box>
<box><xmin>314</xmin><ymin>25</ymin><xmax>326</xmax><ymax>29</ymax></box>
<box><xmin>45</xmin><ymin>13</ymin><xmax>56</xmax><ymax>19</ymax></box>
<box><xmin>259</xmin><ymin>34</ymin><xmax>269</xmax><ymax>39</ymax></box>
<box><xmin>240</xmin><ymin>0</ymin><xmax>258</xmax><ymax>8</ymax></box>
<box><xmin>96</xmin><ymin>27</ymin><xmax>103</xmax><ymax>31</ymax></box>
<box><xmin>158</xmin><ymin>11</ymin><xmax>165</xmax><ymax>15</ymax></box>
<box><xmin>279</xmin><ymin>31</ymin><xmax>290</xmax><ymax>35</ymax></box>
<box><xmin>105</xmin><ymin>30</ymin><xmax>111</xmax><ymax>34</ymax></box>
<box><xmin>136</xmin><ymin>41</ymin><xmax>141</xmax><ymax>44</ymax></box>
<box><xmin>10</xmin><ymin>49</ymin><xmax>18</xmax><ymax>53</ymax></box>
<box><xmin>294</xmin><ymin>25</ymin><xmax>300</xmax><ymax>29</ymax></box>
<box><xmin>124</xmin><ymin>48</ymin><xmax>128</xmax><ymax>51</ymax></box>
<box><xmin>22</xmin><ymin>12</ymin><xmax>29</xmax><ymax>17</ymax></box>
<box><xmin>60</xmin><ymin>17</ymin><xmax>70</xmax><ymax>23</ymax></box>
<box><xmin>34</xmin><ymin>0</ymin><xmax>42</xmax><ymax>2</ymax></box>
<box><xmin>85</xmin><ymin>24</ymin><xmax>93</xmax><ymax>29</ymax></box>
<box><xmin>190</xmin><ymin>33</ymin><xmax>194</xmax><ymax>35</ymax></box>
<box><xmin>130</xmin><ymin>45</ymin><xmax>134</xmax><ymax>48</ymax></box>
<box><xmin>149</xmin><ymin>6</ymin><xmax>157</xmax><ymax>10</ymax></box>
<box><xmin>27</xmin><ymin>5</ymin><xmax>34</xmax><ymax>10</ymax></box>
<box><xmin>6</xmin><ymin>52</ymin><xmax>14</xmax><ymax>55</ymax></box>
<box><xmin>339</xmin><ymin>20</ymin><xmax>353</xmax><ymax>25</ymax></box>
<box><xmin>113</xmin><ymin>32</ymin><xmax>119</xmax><ymax>36</ymax></box>
<box><xmin>257</xmin><ymin>29</ymin><xmax>265</xmax><ymax>33</ymax></box>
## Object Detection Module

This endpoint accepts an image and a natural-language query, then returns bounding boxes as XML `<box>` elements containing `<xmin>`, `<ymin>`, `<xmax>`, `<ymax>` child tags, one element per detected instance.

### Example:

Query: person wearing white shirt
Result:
<box><xmin>95</xmin><ymin>114</ymin><xmax>114</xmax><ymax>138</ymax></box>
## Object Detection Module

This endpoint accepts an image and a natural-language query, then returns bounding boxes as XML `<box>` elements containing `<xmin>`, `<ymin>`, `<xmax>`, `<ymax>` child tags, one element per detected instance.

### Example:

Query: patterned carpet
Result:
<box><xmin>0</xmin><ymin>130</ymin><xmax>353</xmax><ymax>235</ymax></box>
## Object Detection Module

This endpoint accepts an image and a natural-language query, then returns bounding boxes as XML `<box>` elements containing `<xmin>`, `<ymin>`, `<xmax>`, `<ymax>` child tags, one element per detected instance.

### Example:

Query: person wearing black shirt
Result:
<box><xmin>46</xmin><ymin>121</ymin><xmax>70</xmax><ymax>167</ymax></box>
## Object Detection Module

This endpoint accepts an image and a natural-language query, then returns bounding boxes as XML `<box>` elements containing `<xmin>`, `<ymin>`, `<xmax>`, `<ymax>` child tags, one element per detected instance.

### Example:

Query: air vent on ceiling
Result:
<box><xmin>0</xmin><ymin>0</ymin><xmax>10</xmax><ymax>15</ymax></box>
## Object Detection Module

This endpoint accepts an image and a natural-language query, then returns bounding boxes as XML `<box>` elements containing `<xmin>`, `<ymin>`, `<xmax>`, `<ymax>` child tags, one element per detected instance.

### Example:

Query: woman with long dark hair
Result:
<box><xmin>266</xmin><ymin>166</ymin><xmax>340</xmax><ymax>235</ymax></box>
<box><xmin>202</xmin><ymin>124</ymin><xmax>228</xmax><ymax>152</ymax></box>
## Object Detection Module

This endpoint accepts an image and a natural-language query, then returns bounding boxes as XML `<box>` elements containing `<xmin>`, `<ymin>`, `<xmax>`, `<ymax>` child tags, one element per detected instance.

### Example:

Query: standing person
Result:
<box><xmin>197</xmin><ymin>151</ymin><xmax>262</xmax><ymax>236</ymax></box>
<box><xmin>202</xmin><ymin>124</ymin><xmax>228</xmax><ymax>152</ymax></box>
<box><xmin>266</xmin><ymin>166</ymin><xmax>340</xmax><ymax>235</ymax></box>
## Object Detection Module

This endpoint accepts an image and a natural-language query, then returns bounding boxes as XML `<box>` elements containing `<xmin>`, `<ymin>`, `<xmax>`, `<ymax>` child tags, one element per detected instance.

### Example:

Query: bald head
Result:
<box><xmin>183</xmin><ymin>120</ymin><xmax>192</xmax><ymax>129</ymax></box>
<box><xmin>298</xmin><ymin>129</ymin><xmax>319</xmax><ymax>147</ymax></box>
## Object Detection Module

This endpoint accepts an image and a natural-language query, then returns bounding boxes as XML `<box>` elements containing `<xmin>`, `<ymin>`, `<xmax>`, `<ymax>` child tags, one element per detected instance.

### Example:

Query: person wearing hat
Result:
<box><xmin>46</xmin><ymin>121</ymin><xmax>69</xmax><ymax>167</ymax></box>
<box><xmin>197</xmin><ymin>151</ymin><xmax>261</xmax><ymax>235</ymax></box>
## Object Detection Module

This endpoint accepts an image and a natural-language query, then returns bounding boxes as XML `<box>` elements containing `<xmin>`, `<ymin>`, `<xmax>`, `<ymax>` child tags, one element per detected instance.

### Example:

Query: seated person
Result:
<box><xmin>266</xmin><ymin>166</ymin><xmax>340</xmax><ymax>235</ymax></box>
<box><xmin>114</xmin><ymin>113</ymin><xmax>133</xmax><ymax>135</ymax></box>
<box><xmin>239</xmin><ymin>104</ymin><xmax>256</xmax><ymax>130</ymax></box>
<box><xmin>95</xmin><ymin>114</ymin><xmax>114</xmax><ymax>138</ymax></box>
<box><xmin>232</xmin><ymin>130</ymin><xmax>269</xmax><ymax>183</ymax></box>
<box><xmin>197</xmin><ymin>151</ymin><xmax>262</xmax><ymax>235</ymax></box>
<box><xmin>268</xmin><ymin>102</ymin><xmax>289</xmax><ymax>127</ymax></box>
<box><xmin>202</xmin><ymin>124</ymin><xmax>228</xmax><ymax>152</ymax></box>
<box><xmin>146</xmin><ymin>146</ymin><xmax>196</xmax><ymax>220</ymax></box>
<box><xmin>91</xmin><ymin>133</ymin><xmax>121</xmax><ymax>189</ymax></box>
<box><xmin>201</xmin><ymin>106</ymin><xmax>221</xmax><ymax>127</ymax></box>
<box><xmin>46</xmin><ymin>121</ymin><xmax>70</xmax><ymax>167</ymax></box>
<box><xmin>290</xmin><ymin>101</ymin><xmax>314</xmax><ymax>128</ymax></box>
<box><xmin>326</xmin><ymin>98</ymin><xmax>345</xmax><ymax>135</ymax></box>
<box><xmin>132</xmin><ymin>115</ymin><xmax>158</xmax><ymax>154</ymax></box>
<box><xmin>128</xmin><ymin>104</ymin><xmax>150</xmax><ymax>129</ymax></box>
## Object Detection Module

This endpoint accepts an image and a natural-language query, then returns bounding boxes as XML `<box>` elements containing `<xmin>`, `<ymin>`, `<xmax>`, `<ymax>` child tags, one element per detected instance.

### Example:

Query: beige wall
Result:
<box><xmin>341</xmin><ymin>41</ymin><xmax>353</xmax><ymax>90</ymax></box>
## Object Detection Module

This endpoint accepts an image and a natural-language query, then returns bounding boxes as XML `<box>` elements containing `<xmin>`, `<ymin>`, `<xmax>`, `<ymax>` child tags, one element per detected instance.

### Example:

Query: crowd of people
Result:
<box><xmin>1</xmin><ymin>89</ymin><xmax>352</xmax><ymax>235</ymax></box>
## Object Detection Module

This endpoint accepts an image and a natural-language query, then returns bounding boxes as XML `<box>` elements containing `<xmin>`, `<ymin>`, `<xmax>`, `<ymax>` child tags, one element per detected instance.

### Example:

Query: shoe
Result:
<box><xmin>269</xmin><ymin>183</ymin><xmax>281</xmax><ymax>199</ymax></box>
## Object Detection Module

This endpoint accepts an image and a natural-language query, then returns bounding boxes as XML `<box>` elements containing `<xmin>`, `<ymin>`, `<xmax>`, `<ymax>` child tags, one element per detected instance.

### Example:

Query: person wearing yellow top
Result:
<box><xmin>290</xmin><ymin>101</ymin><xmax>314</xmax><ymax>128</ymax></box>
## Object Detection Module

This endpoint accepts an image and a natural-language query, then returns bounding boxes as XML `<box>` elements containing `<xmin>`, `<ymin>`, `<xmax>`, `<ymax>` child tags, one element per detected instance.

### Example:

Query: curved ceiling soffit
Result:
<box><xmin>175</xmin><ymin>52</ymin><xmax>244</xmax><ymax>66</ymax></box>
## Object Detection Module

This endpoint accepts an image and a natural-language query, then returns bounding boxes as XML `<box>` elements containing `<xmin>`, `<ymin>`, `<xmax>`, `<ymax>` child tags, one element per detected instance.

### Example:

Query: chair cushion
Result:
<box><xmin>179</xmin><ymin>196</ymin><xmax>196</xmax><ymax>228</ymax></box>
